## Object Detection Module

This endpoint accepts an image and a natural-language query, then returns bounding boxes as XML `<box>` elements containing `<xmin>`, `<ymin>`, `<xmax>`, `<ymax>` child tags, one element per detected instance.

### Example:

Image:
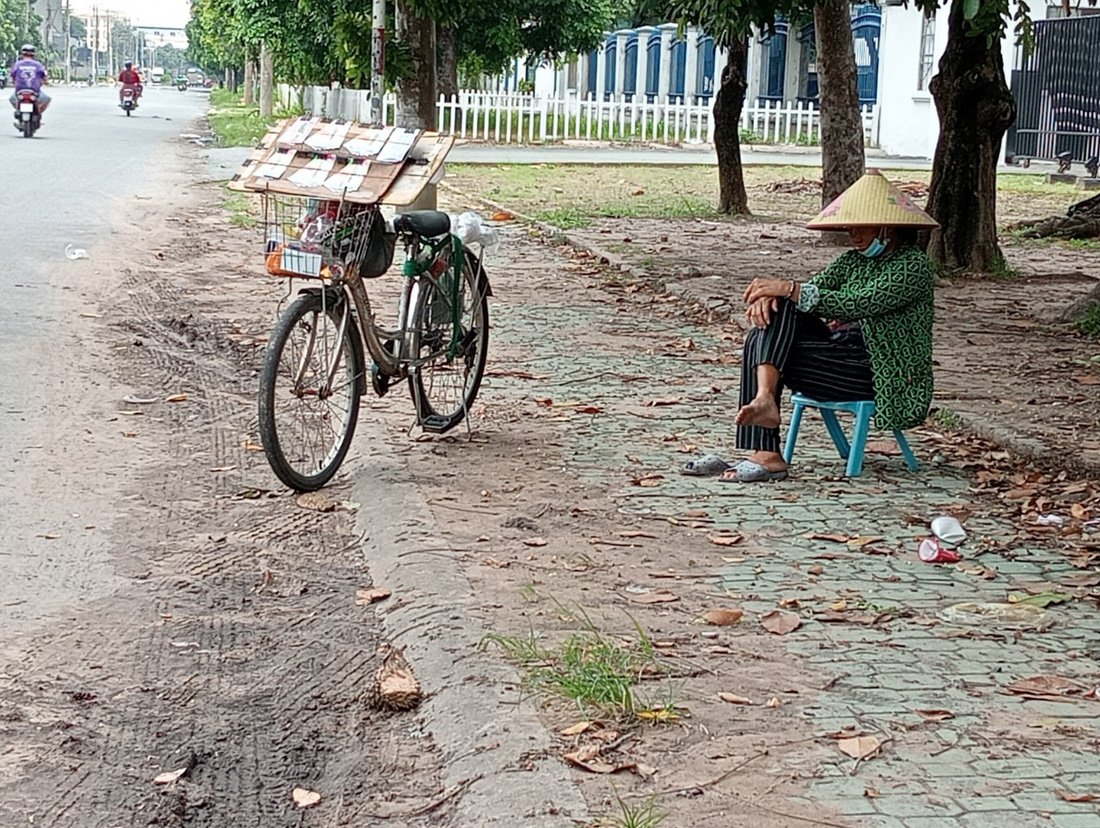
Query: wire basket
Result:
<box><xmin>260</xmin><ymin>194</ymin><xmax>395</xmax><ymax>281</ymax></box>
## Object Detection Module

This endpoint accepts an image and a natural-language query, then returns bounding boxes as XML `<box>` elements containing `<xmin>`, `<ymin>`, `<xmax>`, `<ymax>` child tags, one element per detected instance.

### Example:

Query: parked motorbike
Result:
<box><xmin>120</xmin><ymin>84</ymin><xmax>139</xmax><ymax>116</ymax></box>
<box><xmin>15</xmin><ymin>89</ymin><xmax>40</xmax><ymax>138</ymax></box>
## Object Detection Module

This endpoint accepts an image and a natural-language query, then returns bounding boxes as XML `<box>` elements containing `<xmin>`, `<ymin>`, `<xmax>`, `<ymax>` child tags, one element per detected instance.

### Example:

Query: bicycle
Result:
<box><xmin>256</xmin><ymin>194</ymin><xmax>492</xmax><ymax>492</ymax></box>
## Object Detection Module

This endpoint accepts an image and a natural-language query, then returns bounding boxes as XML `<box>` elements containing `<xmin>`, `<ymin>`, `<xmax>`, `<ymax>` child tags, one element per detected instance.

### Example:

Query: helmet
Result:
<box><xmin>20</xmin><ymin>44</ymin><xmax>34</xmax><ymax>57</ymax></box>
<box><xmin>125</xmin><ymin>61</ymin><xmax>133</xmax><ymax>68</ymax></box>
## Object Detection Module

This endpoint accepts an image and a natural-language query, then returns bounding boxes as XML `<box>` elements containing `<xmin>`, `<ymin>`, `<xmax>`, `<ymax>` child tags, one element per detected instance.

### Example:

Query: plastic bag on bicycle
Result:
<box><xmin>450</xmin><ymin>211</ymin><xmax>500</xmax><ymax>255</ymax></box>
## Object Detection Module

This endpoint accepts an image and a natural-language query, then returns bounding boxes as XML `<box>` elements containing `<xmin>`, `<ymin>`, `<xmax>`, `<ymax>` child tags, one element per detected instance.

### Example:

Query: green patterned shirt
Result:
<box><xmin>796</xmin><ymin>244</ymin><xmax>934</xmax><ymax>431</ymax></box>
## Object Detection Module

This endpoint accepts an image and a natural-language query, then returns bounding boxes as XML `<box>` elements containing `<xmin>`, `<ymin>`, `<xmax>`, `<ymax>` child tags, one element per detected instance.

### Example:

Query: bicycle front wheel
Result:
<box><xmin>408</xmin><ymin>254</ymin><xmax>490</xmax><ymax>433</ymax></box>
<box><xmin>258</xmin><ymin>290</ymin><xmax>363</xmax><ymax>491</ymax></box>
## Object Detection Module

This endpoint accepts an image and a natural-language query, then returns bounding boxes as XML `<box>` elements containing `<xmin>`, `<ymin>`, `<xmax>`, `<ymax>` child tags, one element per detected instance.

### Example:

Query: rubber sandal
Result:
<box><xmin>717</xmin><ymin>460</ymin><xmax>789</xmax><ymax>483</ymax></box>
<box><xmin>681</xmin><ymin>454</ymin><xmax>731</xmax><ymax>477</ymax></box>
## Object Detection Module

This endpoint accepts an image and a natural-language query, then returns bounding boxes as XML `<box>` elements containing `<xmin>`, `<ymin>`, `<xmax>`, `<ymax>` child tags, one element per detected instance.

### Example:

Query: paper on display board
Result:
<box><xmin>278</xmin><ymin>117</ymin><xmax>318</xmax><ymax>145</ymax></box>
<box><xmin>288</xmin><ymin>156</ymin><xmax>337</xmax><ymax>187</ymax></box>
<box><xmin>305</xmin><ymin>120</ymin><xmax>352</xmax><ymax>151</ymax></box>
<box><xmin>377</xmin><ymin>128</ymin><xmax>419</xmax><ymax>164</ymax></box>
<box><xmin>324</xmin><ymin>160</ymin><xmax>371</xmax><ymax>193</ymax></box>
<box><xmin>344</xmin><ymin>126</ymin><xmax>394</xmax><ymax>158</ymax></box>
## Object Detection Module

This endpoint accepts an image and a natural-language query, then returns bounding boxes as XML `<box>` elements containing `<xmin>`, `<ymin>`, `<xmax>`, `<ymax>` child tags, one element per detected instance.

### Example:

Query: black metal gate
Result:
<box><xmin>1009</xmin><ymin>15</ymin><xmax>1100</xmax><ymax>164</ymax></box>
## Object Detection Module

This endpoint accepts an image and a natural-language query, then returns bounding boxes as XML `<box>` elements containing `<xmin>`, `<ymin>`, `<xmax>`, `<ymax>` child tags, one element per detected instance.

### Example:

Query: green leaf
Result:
<box><xmin>1007</xmin><ymin>591</ymin><xmax>1071</xmax><ymax>608</ymax></box>
<box><xmin>963</xmin><ymin>0</ymin><xmax>981</xmax><ymax>19</ymax></box>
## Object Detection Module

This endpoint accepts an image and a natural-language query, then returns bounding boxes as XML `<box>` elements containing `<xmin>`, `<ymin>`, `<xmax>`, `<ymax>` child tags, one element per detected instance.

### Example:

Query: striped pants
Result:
<box><xmin>738</xmin><ymin>298</ymin><xmax>876</xmax><ymax>453</ymax></box>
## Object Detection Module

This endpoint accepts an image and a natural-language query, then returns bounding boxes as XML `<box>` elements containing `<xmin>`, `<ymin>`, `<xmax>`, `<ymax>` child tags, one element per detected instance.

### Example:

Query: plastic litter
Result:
<box><xmin>938</xmin><ymin>601</ymin><xmax>1051</xmax><ymax>630</ymax></box>
<box><xmin>1036</xmin><ymin>514</ymin><xmax>1065</xmax><ymax>526</ymax></box>
<box><xmin>450</xmin><ymin>211</ymin><xmax>500</xmax><ymax>255</ymax></box>
<box><xmin>930</xmin><ymin>515</ymin><xmax>967</xmax><ymax>547</ymax></box>
<box><xmin>917</xmin><ymin>536</ymin><xmax>961</xmax><ymax>564</ymax></box>
<box><xmin>64</xmin><ymin>244</ymin><xmax>88</xmax><ymax>260</ymax></box>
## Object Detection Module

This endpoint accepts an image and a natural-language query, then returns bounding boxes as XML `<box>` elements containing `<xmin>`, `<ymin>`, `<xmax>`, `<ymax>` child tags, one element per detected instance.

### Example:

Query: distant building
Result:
<box><xmin>31</xmin><ymin>0</ymin><xmax>66</xmax><ymax>56</ymax></box>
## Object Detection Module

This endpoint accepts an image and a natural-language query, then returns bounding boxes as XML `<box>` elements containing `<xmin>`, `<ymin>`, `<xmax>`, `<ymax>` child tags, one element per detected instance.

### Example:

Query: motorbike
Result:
<box><xmin>15</xmin><ymin>89</ymin><xmax>40</xmax><ymax>138</ymax></box>
<box><xmin>176</xmin><ymin>77</ymin><xmax>188</xmax><ymax>92</ymax></box>
<box><xmin>120</xmin><ymin>84</ymin><xmax>139</xmax><ymax>116</ymax></box>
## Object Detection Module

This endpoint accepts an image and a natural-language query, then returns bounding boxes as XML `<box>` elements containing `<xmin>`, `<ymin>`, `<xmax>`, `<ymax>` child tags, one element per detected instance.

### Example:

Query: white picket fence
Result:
<box><xmin>277</xmin><ymin>84</ymin><xmax>882</xmax><ymax>148</ymax></box>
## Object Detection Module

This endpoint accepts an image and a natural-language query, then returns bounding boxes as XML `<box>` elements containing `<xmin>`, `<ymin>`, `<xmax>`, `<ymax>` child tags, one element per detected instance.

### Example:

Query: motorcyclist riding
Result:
<box><xmin>9</xmin><ymin>44</ymin><xmax>50</xmax><ymax>129</ymax></box>
<box><xmin>119</xmin><ymin>61</ymin><xmax>143</xmax><ymax>105</ymax></box>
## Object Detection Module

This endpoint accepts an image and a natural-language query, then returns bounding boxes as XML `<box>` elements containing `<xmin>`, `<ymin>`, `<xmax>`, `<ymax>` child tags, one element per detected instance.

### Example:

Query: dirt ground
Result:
<box><xmin>6</xmin><ymin>142</ymin><xmax>1098</xmax><ymax>828</ymax></box>
<box><xmin>0</xmin><ymin>148</ymin><xmax>449</xmax><ymax>828</ymax></box>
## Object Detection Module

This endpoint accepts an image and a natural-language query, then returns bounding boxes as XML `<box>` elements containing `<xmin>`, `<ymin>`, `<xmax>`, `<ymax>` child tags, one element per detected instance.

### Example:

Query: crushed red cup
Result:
<box><xmin>918</xmin><ymin>536</ymin><xmax>961</xmax><ymax>564</ymax></box>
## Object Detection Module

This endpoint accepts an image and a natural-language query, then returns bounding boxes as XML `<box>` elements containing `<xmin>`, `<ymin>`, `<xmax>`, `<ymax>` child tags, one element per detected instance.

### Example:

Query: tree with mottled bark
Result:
<box><xmin>916</xmin><ymin>0</ymin><xmax>1018</xmax><ymax>273</ymax></box>
<box><xmin>814</xmin><ymin>0</ymin><xmax>866</xmax><ymax>209</ymax></box>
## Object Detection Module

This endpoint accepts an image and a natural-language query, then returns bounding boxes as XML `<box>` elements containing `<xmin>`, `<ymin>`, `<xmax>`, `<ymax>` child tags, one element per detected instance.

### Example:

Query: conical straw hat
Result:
<box><xmin>806</xmin><ymin>169</ymin><xmax>939</xmax><ymax>230</ymax></box>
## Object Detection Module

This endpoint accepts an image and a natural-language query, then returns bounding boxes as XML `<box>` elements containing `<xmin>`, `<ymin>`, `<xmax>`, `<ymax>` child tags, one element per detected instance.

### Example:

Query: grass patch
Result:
<box><xmin>932</xmin><ymin>406</ymin><xmax>962</xmax><ymax>430</ymax></box>
<box><xmin>222</xmin><ymin>185</ymin><xmax>259</xmax><ymax>229</ymax></box>
<box><xmin>206</xmin><ymin>89</ymin><xmax>300</xmax><ymax>147</ymax></box>
<box><xmin>599</xmin><ymin>787</ymin><xmax>668</xmax><ymax>828</ymax></box>
<box><xmin>1077</xmin><ymin>301</ymin><xmax>1100</xmax><ymax>338</ymax></box>
<box><xmin>483</xmin><ymin>614</ymin><xmax>674</xmax><ymax>721</ymax></box>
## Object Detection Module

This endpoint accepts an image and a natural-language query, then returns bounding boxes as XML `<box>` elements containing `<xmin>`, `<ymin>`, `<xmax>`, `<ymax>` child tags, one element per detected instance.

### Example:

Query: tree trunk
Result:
<box><xmin>814</xmin><ymin>0</ymin><xmax>866</xmax><ymax>208</ymax></box>
<box><xmin>243</xmin><ymin>59</ymin><xmax>256</xmax><ymax>105</ymax></box>
<box><xmin>395</xmin><ymin>0</ymin><xmax>437</xmax><ymax>130</ymax></box>
<box><xmin>259</xmin><ymin>44</ymin><xmax>274</xmax><ymax>118</ymax></box>
<box><xmin>925</xmin><ymin>0</ymin><xmax>1016</xmax><ymax>273</ymax></box>
<box><xmin>437</xmin><ymin>25</ymin><xmax>458</xmax><ymax>102</ymax></box>
<box><xmin>714</xmin><ymin>39</ymin><xmax>750</xmax><ymax>215</ymax></box>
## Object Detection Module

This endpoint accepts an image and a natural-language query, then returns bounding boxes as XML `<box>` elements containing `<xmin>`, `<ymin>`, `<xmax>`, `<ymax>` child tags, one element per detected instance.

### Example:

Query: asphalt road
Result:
<box><xmin>0</xmin><ymin>84</ymin><xmax>209</xmax><ymax>632</ymax></box>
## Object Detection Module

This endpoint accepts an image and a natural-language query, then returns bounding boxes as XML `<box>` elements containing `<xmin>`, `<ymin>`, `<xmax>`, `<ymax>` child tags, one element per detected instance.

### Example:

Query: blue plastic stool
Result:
<box><xmin>782</xmin><ymin>393</ymin><xmax>919</xmax><ymax>477</ymax></box>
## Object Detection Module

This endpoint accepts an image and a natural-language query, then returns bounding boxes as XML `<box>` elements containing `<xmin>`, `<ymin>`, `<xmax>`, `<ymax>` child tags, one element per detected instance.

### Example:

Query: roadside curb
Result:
<box><xmin>444</xmin><ymin>182</ymin><xmax>1100</xmax><ymax>479</ymax></box>
<box><xmin>353</xmin><ymin>443</ymin><xmax>588</xmax><ymax>826</ymax></box>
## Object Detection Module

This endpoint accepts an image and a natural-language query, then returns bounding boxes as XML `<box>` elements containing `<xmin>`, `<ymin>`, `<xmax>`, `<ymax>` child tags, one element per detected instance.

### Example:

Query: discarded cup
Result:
<box><xmin>918</xmin><ymin>536</ymin><xmax>961</xmax><ymax>564</ymax></box>
<box><xmin>930</xmin><ymin>515</ymin><xmax>966</xmax><ymax>547</ymax></box>
<box><xmin>64</xmin><ymin>244</ymin><xmax>88</xmax><ymax>260</ymax></box>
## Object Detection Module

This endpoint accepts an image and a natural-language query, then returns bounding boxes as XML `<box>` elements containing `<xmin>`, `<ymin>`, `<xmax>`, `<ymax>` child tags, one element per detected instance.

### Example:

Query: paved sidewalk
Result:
<box><xmin>424</xmin><ymin>208</ymin><xmax>1100</xmax><ymax>827</ymax></box>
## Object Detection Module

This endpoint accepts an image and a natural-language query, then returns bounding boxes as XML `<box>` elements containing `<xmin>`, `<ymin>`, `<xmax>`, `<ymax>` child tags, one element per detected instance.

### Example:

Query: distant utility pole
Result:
<box><xmin>92</xmin><ymin>5</ymin><xmax>98</xmax><ymax>82</ymax></box>
<box><xmin>64</xmin><ymin>0</ymin><xmax>71</xmax><ymax>84</ymax></box>
<box><xmin>370</xmin><ymin>0</ymin><xmax>385</xmax><ymax>124</ymax></box>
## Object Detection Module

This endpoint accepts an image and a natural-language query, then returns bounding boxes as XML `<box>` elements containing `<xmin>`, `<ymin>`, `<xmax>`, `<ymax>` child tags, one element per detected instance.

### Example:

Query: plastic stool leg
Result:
<box><xmin>894</xmin><ymin>431</ymin><xmax>919</xmax><ymax>471</ymax></box>
<box><xmin>820</xmin><ymin>409</ymin><xmax>851</xmax><ymax>459</ymax></box>
<box><xmin>846</xmin><ymin>404</ymin><xmax>873</xmax><ymax>477</ymax></box>
<box><xmin>783</xmin><ymin>401</ymin><xmax>804</xmax><ymax>464</ymax></box>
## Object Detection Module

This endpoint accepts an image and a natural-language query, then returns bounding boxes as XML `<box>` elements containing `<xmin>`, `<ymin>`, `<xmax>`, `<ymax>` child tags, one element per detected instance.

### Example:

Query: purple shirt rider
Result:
<box><xmin>11</xmin><ymin>59</ymin><xmax>46</xmax><ymax>93</ymax></box>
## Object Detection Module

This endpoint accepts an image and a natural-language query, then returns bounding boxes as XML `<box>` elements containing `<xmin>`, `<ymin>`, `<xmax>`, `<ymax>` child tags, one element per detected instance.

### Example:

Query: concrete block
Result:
<box><xmin>1079</xmin><ymin>177</ymin><xmax>1100</xmax><ymax>190</ymax></box>
<box><xmin>1048</xmin><ymin>173</ymin><xmax>1078</xmax><ymax>184</ymax></box>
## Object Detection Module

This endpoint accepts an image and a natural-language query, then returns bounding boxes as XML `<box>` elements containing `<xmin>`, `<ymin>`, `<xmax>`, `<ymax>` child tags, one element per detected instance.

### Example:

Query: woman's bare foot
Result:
<box><xmin>735</xmin><ymin>395</ymin><xmax>781</xmax><ymax>429</ymax></box>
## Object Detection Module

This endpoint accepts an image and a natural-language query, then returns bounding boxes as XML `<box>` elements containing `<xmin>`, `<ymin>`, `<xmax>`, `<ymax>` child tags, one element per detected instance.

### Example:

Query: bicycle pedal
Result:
<box><xmin>419</xmin><ymin>414</ymin><xmax>451</xmax><ymax>433</ymax></box>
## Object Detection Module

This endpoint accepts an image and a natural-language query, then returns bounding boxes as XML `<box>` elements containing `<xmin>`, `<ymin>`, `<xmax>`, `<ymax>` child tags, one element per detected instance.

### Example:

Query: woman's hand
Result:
<box><xmin>743</xmin><ymin>277</ymin><xmax>792</xmax><ymax>305</ymax></box>
<box><xmin>746</xmin><ymin>297</ymin><xmax>778</xmax><ymax>328</ymax></box>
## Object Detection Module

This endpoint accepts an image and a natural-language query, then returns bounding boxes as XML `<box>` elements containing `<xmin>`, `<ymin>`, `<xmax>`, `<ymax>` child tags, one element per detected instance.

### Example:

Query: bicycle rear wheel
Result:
<box><xmin>258</xmin><ymin>290</ymin><xmax>363</xmax><ymax>491</ymax></box>
<box><xmin>408</xmin><ymin>253</ymin><xmax>490</xmax><ymax>433</ymax></box>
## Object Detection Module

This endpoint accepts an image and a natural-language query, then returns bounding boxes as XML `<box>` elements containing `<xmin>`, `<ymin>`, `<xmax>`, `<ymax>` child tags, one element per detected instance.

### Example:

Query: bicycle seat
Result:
<box><xmin>393</xmin><ymin>210</ymin><xmax>450</xmax><ymax>239</ymax></box>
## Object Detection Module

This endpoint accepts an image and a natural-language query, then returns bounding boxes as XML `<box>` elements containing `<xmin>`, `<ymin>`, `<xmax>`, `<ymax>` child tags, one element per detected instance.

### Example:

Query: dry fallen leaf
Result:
<box><xmin>718</xmin><ymin>692</ymin><xmax>754</xmax><ymax>705</ymax></box>
<box><xmin>1006</xmin><ymin>675</ymin><xmax>1092</xmax><ymax>701</ymax></box>
<box><xmin>1073</xmin><ymin>375</ymin><xmax>1100</xmax><ymax>385</ymax></box>
<box><xmin>574</xmin><ymin>405</ymin><xmax>604</xmax><ymax>415</ymax></box>
<box><xmin>701</xmin><ymin>608</ymin><xmax>743</xmax><ymax>626</ymax></box>
<box><xmin>629</xmin><ymin>590</ymin><xmax>680</xmax><ymax>604</ymax></box>
<box><xmin>292</xmin><ymin>787</ymin><xmax>322</xmax><ymax>808</ymax></box>
<box><xmin>837</xmin><ymin>735</ymin><xmax>882</xmax><ymax>760</ymax></box>
<box><xmin>521</xmin><ymin>537</ymin><xmax>548</xmax><ymax>547</ymax></box>
<box><xmin>847</xmin><ymin>535</ymin><xmax>884</xmax><ymax>548</ymax></box>
<box><xmin>153</xmin><ymin>768</ymin><xmax>187</xmax><ymax>785</ymax></box>
<box><xmin>561</xmin><ymin>721</ymin><xmax>592</xmax><ymax>736</ymax></box>
<box><xmin>766</xmin><ymin>697</ymin><xmax>782</xmax><ymax>708</ymax></box>
<box><xmin>806</xmin><ymin>532</ymin><xmax>849</xmax><ymax>543</ymax></box>
<box><xmin>564</xmin><ymin>744</ymin><xmax>617</xmax><ymax>774</ymax></box>
<box><xmin>1055</xmin><ymin>790</ymin><xmax>1098</xmax><ymax>803</ymax></box>
<box><xmin>760</xmin><ymin>609</ymin><xmax>802</xmax><ymax>635</ymax></box>
<box><xmin>807</xmin><ymin>565</ymin><xmax>824</xmax><ymax>576</ymax></box>
<box><xmin>490</xmin><ymin>210</ymin><xmax>515</xmax><ymax>221</ymax></box>
<box><xmin>915</xmin><ymin>709</ymin><xmax>955</xmax><ymax>721</ymax></box>
<box><xmin>617</xmin><ymin>530</ymin><xmax>657</xmax><ymax>539</ymax></box>
<box><xmin>1071</xmin><ymin>503</ymin><xmax>1090</xmax><ymax>521</ymax></box>
<box><xmin>645</xmin><ymin>397</ymin><xmax>682</xmax><ymax>407</ymax></box>
<box><xmin>165</xmin><ymin>393</ymin><xmax>188</xmax><ymax>403</ymax></box>
<box><xmin>707</xmin><ymin>534</ymin><xmax>744</xmax><ymax>547</ymax></box>
<box><xmin>355</xmin><ymin>587</ymin><xmax>391</xmax><ymax>605</ymax></box>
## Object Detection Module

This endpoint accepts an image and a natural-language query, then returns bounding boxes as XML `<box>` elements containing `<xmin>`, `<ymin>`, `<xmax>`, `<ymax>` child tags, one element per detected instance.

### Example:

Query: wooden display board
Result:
<box><xmin>228</xmin><ymin>116</ymin><xmax>455</xmax><ymax>206</ymax></box>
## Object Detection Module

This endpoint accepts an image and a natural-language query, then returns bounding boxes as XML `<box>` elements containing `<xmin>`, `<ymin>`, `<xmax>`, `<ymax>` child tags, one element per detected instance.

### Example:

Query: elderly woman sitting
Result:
<box><xmin>684</xmin><ymin>170</ymin><xmax>937</xmax><ymax>482</ymax></box>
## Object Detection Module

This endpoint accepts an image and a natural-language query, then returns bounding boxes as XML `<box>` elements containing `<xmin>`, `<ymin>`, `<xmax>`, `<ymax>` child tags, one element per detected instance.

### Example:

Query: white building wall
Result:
<box><xmin>877</xmin><ymin>2</ymin><xmax>1046</xmax><ymax>159</ymax></box>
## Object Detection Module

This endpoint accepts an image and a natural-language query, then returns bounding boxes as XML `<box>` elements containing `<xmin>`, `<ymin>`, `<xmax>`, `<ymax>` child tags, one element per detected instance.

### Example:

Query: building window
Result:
<box><xmin>918</xmin><ymin>12</ymin><xmax>936</xmax><ymax>91</ymax></box>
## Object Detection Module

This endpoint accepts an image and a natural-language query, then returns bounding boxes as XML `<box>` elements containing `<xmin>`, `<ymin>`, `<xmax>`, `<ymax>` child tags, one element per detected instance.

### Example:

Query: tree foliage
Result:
<box><xmin>186</xmin><ymin>0</ymin><xmax>616</xmax><ymax>88</ymax></box>
<box><xmin>1</xmin><ymin>0</ymin><xmax>42</xmax><ymax>63</ymax></box>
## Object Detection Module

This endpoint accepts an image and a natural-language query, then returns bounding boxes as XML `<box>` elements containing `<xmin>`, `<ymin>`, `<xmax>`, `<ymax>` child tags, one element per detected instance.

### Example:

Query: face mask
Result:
<box><xmin>860</xmin><ymin>236</ymin><xmax>888</xmax><ymax>258</ymax></box>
